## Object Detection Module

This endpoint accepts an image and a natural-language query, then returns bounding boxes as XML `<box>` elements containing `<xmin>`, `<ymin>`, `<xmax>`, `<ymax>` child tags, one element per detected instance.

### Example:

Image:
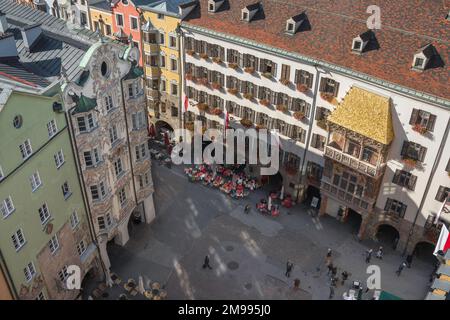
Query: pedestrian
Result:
<box><xmin>327</xmin><ymin>263</ymin><xmax>334</xmax><ymax>275</ymax></box>
<box><xmin>331</xmin><ymin>266</ymin><xmax>337</xmax><ymax>277</ymax></box>
<box><xmin>365</xmin><ymin>249</ymin><xmax>373</xmax><ymax>263</ymax></box>
<box><xmin>376</xmin><ymin>246</ymin><xmax>383</xmax><ymax>259</ymax></box>
<box><xmin>396</xmin><ymin>262</ymin><xmax>407</xmax><ymax>276</ymax></box>
<box><xmin>341</xmin><ymin>270</ymin><xmax>349</xmax><ymax>285</ymax></box>
<box><xmin>286</xmin><ymin>260</ymin><xmax>294</xmax><ymax>277</ymax></box>
<box><xmin>327</xmin><ymin>248</ymin><xmax>332</xmax><ymax>258</ymax></box>
<box><xmin>244</xmin><ymin>204</ymin><xmax>251</xmax><ymax>214</ymax></box>
<box><xmin>330</xmin><ymin>276</ymin><xmax>337</xmax><ymax>287</ymax></box>
<box><xmin>406</xmin><ymin>254</ymin><xmax>413</xmax><ymax>268</ymax></box>
<box><xmin>202</xmin><ymin>255</ymin><xmax>212</xmax><ymax>269</ymax></box>
<box><xmin>329</xmin><ymin>286</ymin><xmax>335</xmax><ymax>299</ymax></box>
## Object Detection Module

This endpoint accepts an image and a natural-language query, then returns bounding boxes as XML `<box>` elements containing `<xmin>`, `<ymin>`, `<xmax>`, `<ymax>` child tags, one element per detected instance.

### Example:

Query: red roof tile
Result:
<box><xmin>184</xmin><ymin>0</ymin><xmax>450</xmax><ymax>101</ymax></box>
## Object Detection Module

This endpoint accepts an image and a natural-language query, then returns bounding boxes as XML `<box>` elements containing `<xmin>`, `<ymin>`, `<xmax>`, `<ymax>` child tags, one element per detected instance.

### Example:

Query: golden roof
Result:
<box><xmin>328</xmin><ymin>86</ymin><xmax>394</xmax><ymax>145</ymax></box>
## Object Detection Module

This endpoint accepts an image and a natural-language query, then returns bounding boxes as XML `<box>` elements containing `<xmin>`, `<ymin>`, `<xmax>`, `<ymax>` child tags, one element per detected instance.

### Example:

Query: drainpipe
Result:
<box><xmin>402</xmin><ymin>117</ymin><xmax>450</xmax><ymax>256</ymax></box>
<box><xmin>297</xmin><ymin>64</ymin><xmax>321</xmax><ymax>201</ymax></box>
<box><xmin>0</xmin><ymin>250</ymin><xmax>19</xmax><ymax>299</ymax></box>
<box><xmin>176</xmin><ymin>22</ymin><xmax>185</xmax><ymax>137</ymax></box>
<box><xmin>65</xmin><ymin>104</ymin><xmax>109</xmax><ymax>282</ymax></box>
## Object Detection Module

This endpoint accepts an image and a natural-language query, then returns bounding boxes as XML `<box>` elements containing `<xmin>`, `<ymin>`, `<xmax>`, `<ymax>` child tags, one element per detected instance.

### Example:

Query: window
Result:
<box><xmin>114</xmin><ymin>158</ymin><xmax>124</xmax><ymax>178</ymax></box>
<box><xmin>104</xmin><ymin>95</ymin><xmax>114</xmax><ymax>112</ymax></box>
<box><xmin>280</xmin><ymin>64</ymin><xmax>290</xmax><ymax>81</ymax></box>
<box><xmin>1</xmin><ymin>196</ymin><xmax>15</xmax><ymax>218</ymax></box>
<box><xmin>48</xmin><ymin>235</ymin><xmax>59</xmax><ymax>254</ymax></box>
<box><xmin>58</xmin><ymin>265</ymin><xmax>69</xmax><ymax>282</ymax></box>
<box><xmin>157</xmin><ymin>13</ymin><xmax>164</xmax><ymax>20</ymax></box>
<box><xmin>80</xmin><ymin>12</ymin><xmax>87</xmax><ymax>26</ymax></box>
<box><xmin>139</xmin><ymin>171</ymin><xmax>151</xmax><ymax>188</ymax></box>
<box><xmin>93</xmin><ymin>21</ymin><xmax>99</xmax><ymax>32</ymax></box>
<box><xmin>169</xmin><ymin>35</ymin><xmax>176</xmax><ymax>48</ymax></box>
<box><xmin>311</xmin><ymin>134</ymin><xmax>326</xmax><ymax>151</ymax></box>
<box><xmin>170</xmin><ymin>58</ymin><xmax>177</xmax><ymax>72</ymax></box>
<box><xmin>77</xmin><ymin>240</ymin><xmax>87</xmax><ymax>256</ymax></box>
<box><xmin>135</xmin><ymin>143</ymin><xmax>147</xmax><ymax>161</ymax></box>
<box><xmin>392</xmin><ymin>170</ymin><xmax>417</xmax><ymax>190</ymax></box>
<box><xmin>319</xmin><ymin>78</ymin><xmax>340</xmax><ymax>97</ymax></box>
<box><xmin>132</xmin><ymin>111</ymin><xmax>145</xmax><ymax>130</ymax></box>
<box><xmin>307</xmin><ymin>161</ymin><xmax>323</xmax><ymax>181</ymax></box>
<box><xmin>38</xmin><ymin>203</ymin><xmax>51</xmax><ymax>224</ymax></box>
<box><xmin>47</xmin><ymin>119</ymin><xmax>57</xmax><ymax>137</ymax></box>
<box><xmin>109</xmin><ymin>125</ymin><xmax>119</xmax><ymax>144</ymax></box>
<box><xmin>159</xmin><ymin>32</ymin><xmax>165</xmax><ymax>45</ymax></box>
<box><xmin>19</xmin><ymin>139</ymin><xmax>32</xmax><ymax>159</ymax></box>
<box><xmin>413</xmin><ymin>57</ymin><xmax>425</xmax><ymax>69</ymax></box>
<box><xmin>118</xmin><ymin>188</ymin><xmax>126</xmax><ymax>206</ymax></box>
<box><xmin>353</xmin><ymin>40</ymin><xmax>362</xmax><ymax>51</ymax></box>
<box><xmin>345</xmin><ymin>139</ymin><xmax>361</xmax><ymax>158</ymax></box>
<box><xmin>70</xmin><ymin>211</ymin><xmax>79</xmax><ymax>229</ymax></box>
<box><xmin>116</xmin><ymin>14</ymin><xmax>123</xmax><ymax>27</ymax></box>
<box><xmin>77</xmin><ymin>114</ymin><xmax>96</xmax><ymax>133</ymax></box>
<box><xmin>384</xmin><ymin>198</ymin><xmax>407</xmax><ymax>218</ymax></box>
<box><xmin>227</xmin><ymin>49</ymin><xmax>240</xmax><ymax>64</ymax></box>
<box><xmin>30</xmin><ymin>172</ymin><xmax>42</xmax><ymax>191</ymax></box>
<box><xmin>12</xmin><ymin>229</ymin><xmax>26</xmax><ymax>250</ymax></box>
<box><xmin>160</xmin><ymin>54</ymin><xmax>166</xmax><ymax>68</ymax></box>
<box><xmin>401</xmin><ymin>141</ymin><xmax>427</xmax><ymax>162</ymax></box>
<box><xmin>105</xmin><ymin>24</ymin><xmax>111</xmax><ymax>36</ymax></box>
<box><xmin>295</xmin><ymin>70</ymin><xmax>313</xmax><ymax>88</ymax></box>
<box><xmin>242</xmin><ymin>11</ymin><xmax>248</xmax><ymax>21</ymax></box>
<box><xmin>13</xmin><ymin>115</ymin><xmax>23</xmax><ymax>128</ymax></box>
<box><xmin>24</xmin><ymin>262</ymin><xmax>36</xmax><ymax>282</ymax></box>
<box><xmin>62</xmin><ymin>181</ymin><xmax>71</xmax><ymax>199</ymax></box>
<box><xmin>171</xmin><ymin>83</ymin><xmax>178</xmax><ymax>96</ymax></box>
<box><xmin>259</xmin><ymin>59</ymin><xmax>276</xmax><ymax>75</ymax></box>
<box><xmin>90</xmin><ymin>181</ymin><xmax>106</xmax><ymax>201</ymax></box>
<box><xmin>409</xmin><ymin>109</ymin><xmax>436</xmax><ymax>132</ymax></box>
<box><xmin>98</xmin><ymin>216</ymin><xmax>106</xmax><ymax>230</ymax></box>
<box><xmin>315</xmin><ymin>107</ymin><xmax>330</xmax><ymax>121</ymax></box>
<box><xmin>130</xmin><ymin>16</ymin><xmax>138</xmax><ymax>30</ymax></box>
<box><xmin>54</xmin><ymin>150</ymin><xmax>65</xmax><ymax>168</ymax></box>
<box><xmin>128</xmin><ymin>83</ymin><xmax>134</xmax><ymax>97</ymax></box>
<box><xmin>286</xmin><ymin>22</ymin><xmax>294</xmax><ymax>32</ymax></box>
<box><xmin>435</xmin><ymin>186</ymin><xmax>449</xmax><ymax>202</ymax></box>
<box><xmin>160</xmin><ymin>79</ymin><xmax>166</xmax><ymax>92</ymax></box>
<box><xmin>36</xmin><ymin>291</ymin><xmax>46</xmax><ymax>300</ymax></box>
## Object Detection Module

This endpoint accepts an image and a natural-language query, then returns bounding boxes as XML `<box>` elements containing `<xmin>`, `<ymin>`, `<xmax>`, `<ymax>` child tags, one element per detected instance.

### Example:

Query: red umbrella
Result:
<box><xmin>148</xmin><ymin>124</ymin><xmax>156</xmax><ymax>137</ymax></box>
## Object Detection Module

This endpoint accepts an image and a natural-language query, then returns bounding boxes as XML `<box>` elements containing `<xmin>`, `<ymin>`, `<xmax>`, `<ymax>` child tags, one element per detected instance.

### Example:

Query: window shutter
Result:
<box><xmin>408</xmin><ymin>175</ymin><xmax>417</xmax><ymax>191</ymax></box>
<box><xmin>418</xmin><ymin>146</ymin><xmax>427</xmax><ymax>162</ymax></box>
<box><xmin>311</xmin><ymin>134</ymin><xmax>317</xmax><ymax>148</ymax></box>
<box><xmin>305</xmin><ymin>103</ymin><xmax>311</xmax><ymax>118</ymax></box>
<box><xmin>409</xmin><ymin>108</ymin><xmax>419</xmax><ymax>125</ymax></box>
<box><xmin>226</xmin><ymin>76</ymin><xmax>231</xmax><ymax>88</ymax></box>
<box><xmin>400</xmin><ymin>141</ymin><xmax>409</xmax><ymax>157</ymax></box>
<box><xmin>333</xmin><ymin>81</ymin><xmax>340</xmax><ymax>97</ymax></box>
<box><xmin>301</xmin><ymin>129</ymin><xmax>306</xmax><ymax>143</ymax></box>
<box><xmin>272</xmin><ymin>62</ymin><xmax>277</xmax><ymax>77</ymax></box>
<box><xmin>308</xmin><ymin>73</ymin><xmax>314</xmax><ymax>88</ymax></box>
<box><xmin>399</xmin><ymin>204</ymin><xmax>407</xmax><ymax>218</ymax></box>
<box><xmin>219</xmin><ymin>74</ymin><xmax>224</xmax><ymax>86</ymax></box>
<box><xmin>226</xmin><ymin>49</ymin><xmax>232</xmax><ymax>63</ymax></box>
<box><xmin>319</xmin><ymin>78</ymin><xmax>326</xmax><ymax>92</ymax></box>
<box><xmin>315</xmin><ymin>107</ymin><xmax>322</xmax><ymax>121</ymax></box>
<box><xmin>294</xmin><ymin>70</ymin><xmax>299</xmax><ymax>83</ymax></box>
<box><xmin>392</xmin><ymin>170</ymin><xmax>400</xmax><ymax>184</ymax></box>
<box><xmin>427</xmin><ymin>114</ymin><xmax>436</xmax><ymax>132</ymax></box>
<box><xmin>259</xmin><ymin>58</ymin><xmax>265</xmax><ymax>72</ymax></box>
<box><xmin>207</xmin><ymin>70</ymin><xmax>213</xmax><ymax>82</ymax></box>
<box><xmin>384</xmin><ymin>198</ymin><xmax>392</xmax><ymax>212</ymax></box>
<box><xmin>258</xmin><ymin>86</ymin><xmax>264</xmax><ymax>99</ymax></box>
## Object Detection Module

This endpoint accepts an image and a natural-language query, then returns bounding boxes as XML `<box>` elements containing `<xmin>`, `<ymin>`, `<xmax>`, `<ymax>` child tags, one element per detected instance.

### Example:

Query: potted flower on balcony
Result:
<box><xmin>244</xmin><ymin>67</ymin><xmax>255</xmax><ymax>74</ymax></box>
<box><xmin>244</xmin><ymin>93</ymin><xmax>254</xmax><ymax>100</ymax></box>
<box><xmin>256</xmin><ymin>124</ymin><xmax>266</xmax><ymax>131</ymax></box>
<box><xmin>198</xmin><ymin>77</ymin><xmax>209</xmax><ymax>86</ymax></box>
<box><xmin>228</xmin><ymin>62</ymin><xmax>239</xmax><ymax>70</ymax></box>
<box><xmin>228</xmin><ymin>88</ymin><xmax>238</xmax><ymax>95</ymax></box>
<box><xmin>185</xmin><ymin>73</ymin><xmax>193</xmax><ymax>81</ymax></box>
<box><xmin>412</xmin><ymin>123</ymin><xmax>428</xmax><ymax>135</ymax></box>
<box><xmin>276</xmin><ymin>104</ymin><xmax>288</xmax><ymax>113</ymax></box>
<box><xmin>211</xmin><ymin>108</ymin><xmax>223</xmax><ymax>116</ymax></box>
<box><xmin>297</xmin><ymin>83</ymin><xmax>309</xmax><ymax>93</ymax></box>
<box><xmin>212</xmin><ymin>56</ymin><xmax>222</xmax><ymax>64</ymax></box>
<box><xmin>211</xmin><ymin>82</ymin><xmax>221</xmax><ymax>90</ymax></box>
<box><xmin>401</xmin><ymin>157</ymin><xmax>417</xmax><ymax>168</ymax></box>
<box><xmin>260</xmin><ymin>99</ymin><xmax>270</xmax><ymax>107</ymax></box>
<box><xmin>200</xmin><ymin>53</ymin><xmax>209</xmax><ymax>60</ymax></box>
<box><xmin>197</xmin><ymin>103</ymin><xmax>209</xmax><ymax>112</ymax></box>
<box><xmin>240</xmin><ymin>118</ymin><xmax>253</xmax><ymax>128</ymax></box>
<box><xmin>262</xmin><ymin>72</ymin><xmax>272</xmax><ymax>79</ymax></box>
<box><xmin>280</xmin><ymin>78</ymin><xmax>290</xmax><ymax>86</ymax></box>
<box><xmin>186</xmin><ymin>49</ymin><xmax>195</xmax><ymax>56</ymax></box>
<box><xmin>293</xmin><ymin>111</ymin><xmax>305</xmax><ymax>121</ymax></box>
<box><xmin>320</xmin><ymin>92</ymin><xmax>334</xmax><ymax>103</ymax></box>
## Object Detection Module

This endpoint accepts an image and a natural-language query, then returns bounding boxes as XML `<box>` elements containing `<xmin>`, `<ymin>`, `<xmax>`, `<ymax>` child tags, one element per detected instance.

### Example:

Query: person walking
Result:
<box><xmin>406</xmin><ymin>254</ymin><xmax>413</xmax><ymax>268</ymax></box>
<box><xmin>244</xmin><ymin>204</ymin><xmax>251</xmax><ymax>214</ymax></box>
<box><xmin>327</xmin><ymin>248</ymin><xmax>332</xmax><ymax>258</ymax></box>
<box><xmin>331</xmin><ymin>266</ymin><xmax>337</xmax><ymax>277</ymax></box>
<box><xmin>203</xmin><ymin>255</ymin><xmax>212</xmax><ymax>269</ymax></box>
<box><xmin>341</xmin><ymin>270</ymin><xmax>349</xmax><ymax>285</ymax></box>
<box><xmin>376</xmin><ymin>246</ymin><xmax>383</xmax><ymax>260</ymax></box>
<box><xmin>396</xmin><ymin>262</ymin><xmax>407</xmax><ymax>276</ymax></box>
<box><xmin>327</xmin><ymin>263</ymin><xmax>334</xmax><ymax>276</ymax></box>
<box><xmin>329</xmin><ymin>286</ymin><xmax>335</xmax><ymax>299</ymax></box>
<box><xmin>365</xmin><ymin>249</ymin><xmax>373</xmax><ymax>263</ymax></box>
<box><xmin>286</xmin><ymin>260</ymin><xmax>294</xmax><ymax>278</ymax></box>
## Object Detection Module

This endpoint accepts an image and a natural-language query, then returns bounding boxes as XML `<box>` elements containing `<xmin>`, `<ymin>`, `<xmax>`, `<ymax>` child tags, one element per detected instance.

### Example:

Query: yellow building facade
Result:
<box><xmin>88</xmin><ymin>5</ymin><xmax>114</xmax><ymax>38</ymax></box>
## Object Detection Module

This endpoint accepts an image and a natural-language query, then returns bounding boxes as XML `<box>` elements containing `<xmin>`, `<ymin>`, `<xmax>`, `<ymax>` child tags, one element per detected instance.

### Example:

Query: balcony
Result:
<box><xmin>146</xmin><ymin>88</ymin><xmax>160</xmax><ymax>100</ymax></box>
<box><xmin>143</xmin><ymin>42</ymin><xmax>159</xmax><ymax>54</ymax></box>
<box><xmin>145</xmin><ymin>66</ymin><xmax>160</xmax><ymax>78</ymax></box>
<box><xmin>324</xmin><ymin>146</ymin><xmax>384</xmax><ymax>178</ymax></box>
<box><xmin>321</xmin><ymin>179</ymin><xmax>374</xmax><ymax>212</ymax></box>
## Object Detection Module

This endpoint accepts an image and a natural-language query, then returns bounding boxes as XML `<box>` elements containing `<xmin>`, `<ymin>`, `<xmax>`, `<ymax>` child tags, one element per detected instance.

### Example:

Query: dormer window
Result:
<box><xmin>285</xmin><ymin>13</ymin><xmax>307</xmax><ymax>35</ymax></box>
<box><xmin>351</xmin><ymin>31</ymin><xmax>373</xmax><ymax>54</ymax></box>
<box><xmin>286</xmin><ymin>22</ymin><xmax>294</xmax><ymax>33</ymax></box>
<box><xmin>209</xmin><ymin>3</ymin><xmax>214</xmax><ymax>12</ymax></box>
<box><xmin>413</xmin><ymin>57</ymin><xmax>425</xmax><ymax>69</ymax></box>
<box><xmin>241</xmin><ymin>3</ymin><xmax>260</xmax><ymax>22</ymax></box>
<box><xmin>208</xmin><ymin>0</ymin><xmax>223</xmax><ymax>13</ymax></box>
<box><xmin>353</xmin><ymin>40</ymin><xmax>362</xmax><ymax>51</ymax></box>
<box><xmin>242</xmin><ymin>11</ymin><xmax>249</xmax><ymax>21</ymax></box>
<box><xmin>412</xmin><ymin>44</ymin><xmax>437</xmax><ymax>71</ymax></box>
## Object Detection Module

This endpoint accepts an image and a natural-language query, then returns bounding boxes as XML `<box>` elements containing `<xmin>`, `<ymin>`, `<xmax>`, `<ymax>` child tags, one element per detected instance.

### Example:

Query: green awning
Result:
<box><xmin>379</xmin><ymin>291</ymin><xmax>402</xmax><ymax>300</ymax></box>
<box><xmin>72</xmin><ymin>94</ymin><xmax>97</xmax><ymax>114</ymax></box>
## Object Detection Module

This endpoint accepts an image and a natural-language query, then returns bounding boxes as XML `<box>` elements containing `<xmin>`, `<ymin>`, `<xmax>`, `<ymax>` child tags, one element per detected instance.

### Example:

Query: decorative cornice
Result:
<box><xmin>182</xmin><ymin>23</ymin><xmax>450</xmax><ymax>109</ymax></box>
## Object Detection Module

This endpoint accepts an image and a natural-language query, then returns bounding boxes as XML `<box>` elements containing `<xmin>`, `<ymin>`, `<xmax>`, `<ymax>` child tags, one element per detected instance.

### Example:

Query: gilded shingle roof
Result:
<box><xmin>328</xmin><ymin>87</ymin><xmax>394</xmax><ymax>145</ymax></box>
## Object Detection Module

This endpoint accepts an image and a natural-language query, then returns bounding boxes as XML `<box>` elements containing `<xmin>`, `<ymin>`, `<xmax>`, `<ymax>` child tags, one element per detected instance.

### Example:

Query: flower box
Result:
<box><xmin>244</xmin><ymin>67</ymin><xmax>255</xmax><ymax>74</ymax></box>
<box><xmin>293</xmin><ymin>111</ymin><xmax>305</xmax><ymax>120</ymax></box>
<box><xmin>244</xmin><ymin>93</ymin><xmax>254</xmax><ymax>100</ymax></box>
<box><xmin>280</xmin><ymin>79</ymin><xmax>290</xmax><ymax>86</ymax></box>
<box><xmin>211</xmin><ymin>108</ymin><xmax>223</xmax><ymax>116</ymax></box>
<box><xmin>198</xmin><ymin>78</ymin><xmax>209</xmax><ymax>86</ymax></box>
<box><xmin>186</xmin><ymin>50</ymin><xmax>195</xmax><ymax>56</ymax></box>
<box><xmin>240</xmin><ymin>119</ymin><xmax>253</xmax><ymax>128</ymax></box>
<box><xmin>262</xmin><ymin>72</ymin><xmax>272</xmax><ymax>79</ymax></box>
<box><xmin>260</xmin><ymin>99</ymin><xmax>270</xmax><ymax>106</ymax></box>
<box><xmin>212</xmin><ymin>57</ymin><xmax>222</xmax><ymax>64</ymax></box>
<box><xmin>297</xmin><ymin>83</ymin><xmax>309</xmax><ymax>93</ymax></box>
<box><xmin>211</xmin><ymin>82</ymin><xmax>222</xmax><ymax>90</ymax></box>
<box><xmin>228</xmin><ymin>62</ymin><xmax>239</xmax><ymax>70</ymax></box>
<box><xmin>276</xmin><ymin>104</ymin><xmax>288</xmax><ymax>112</ymax></box>
<box><xmin>256</xmin><ymin>124</ymin><xmax>266</xmax><ymax>131</ymax></box>
<box><xmin>320</xmin><ymin>92</ymin><xmax>334</xmax><ymax>102</ymax></box>
<box><xmin>412</xmin><ymin>124</ymin><xmax>428</xmax><ymax>135</ymax></box>
<box><xmin>200</xmin><ymin>53</ymin><xmax>209</xmax><ymax>60</ymax></box>
<box><xmin>228</xmin><ymin>88</ymin><xmax>238</xmax><ymax>95</ymax></box>
<box><xmin>185</xmin><ymin>73</ymin><xmax>193</xmax><ymax>81</ymax></box>
<box><xmin>402</xmin><ymin>157</ymin><xmax>417</xmax><ymax>168</ymax></box>
<box><xmin>197</xmin><ymin>103</ymin><xmax>209</xmax><ymax>112</ymax></box>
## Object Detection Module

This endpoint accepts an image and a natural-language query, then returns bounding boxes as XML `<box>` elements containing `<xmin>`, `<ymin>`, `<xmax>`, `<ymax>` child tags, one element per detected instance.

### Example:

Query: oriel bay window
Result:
<box><xmin>143</xmin><ymin>30</ymin><xmax>157</xmax><ymax>44</ymax></box>
<box><xmin>307</xmin><ymin>161</ymin><xmax>323</xmax><ymax>182</ymax></box>
<box><xmin>361</xmin><ymin>145</ymin><xmax>379</xmax><ymax>166</ymax></box>
<box><xmin>332</xmin><ymin>171</ymin><xmax>366</xmax><ymax>199</ymax></box>
<box><xmin>345</xmin><ymin>139</ymin><xmax>361</xmax><ymax>158</ymax></box>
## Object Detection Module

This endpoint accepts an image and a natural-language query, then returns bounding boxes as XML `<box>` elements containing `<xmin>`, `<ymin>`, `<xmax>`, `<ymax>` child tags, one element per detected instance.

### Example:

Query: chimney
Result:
<box><xmin>0</xmin><ymin>33</ymin><xmax>18</xmax><ymax>58</ymax></box>
<box><xmin>0</xmin><ymin>10</ymin><xmax>8</xmax><ymax>33</ymax></box>
<box><xmin>21</xmin><ymin>23</ymin><xmax>42</xmax><ymax>50</ymax></box>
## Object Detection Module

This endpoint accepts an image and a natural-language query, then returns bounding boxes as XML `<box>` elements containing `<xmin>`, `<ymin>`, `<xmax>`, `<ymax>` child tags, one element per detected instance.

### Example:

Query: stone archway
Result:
<box><xmin>374</xmin><ymin>223</ymin><xmax>400</xmax><ymax>250</ymax></box>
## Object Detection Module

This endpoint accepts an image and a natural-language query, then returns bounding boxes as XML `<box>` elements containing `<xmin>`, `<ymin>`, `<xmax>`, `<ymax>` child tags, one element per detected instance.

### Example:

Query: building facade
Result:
<box><xmin>180</xmin><ymin>0</ymin><xmax>450</xmax><ymax>255</ymax></box>
<box><xmin>62</xmin><ymin>40</ymin><xmax>156</xmax><ymax>274</ymax></box>
<box><xmin>88</xmin><ymin>0</ymin><xmax>113</xmax><ymax>37</ymax></box>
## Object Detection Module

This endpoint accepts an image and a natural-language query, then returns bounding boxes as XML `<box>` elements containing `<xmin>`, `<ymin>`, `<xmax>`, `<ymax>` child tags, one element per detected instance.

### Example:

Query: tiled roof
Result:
<box><xmin>88</xmin><ymin>0</ymin><xmax>112</xmax><ymax>12</ymax></box>
<box><xmin>138</xmin><ymin>0</ymin><xmax>196</xmax><ymax>16</ymax></box>
<box><xmin>184</xmin><ymin>0</ymin><xmax>450</xmax><ymax>102</ymax></box>
<box><xmin>328</xmin><ymin>86</ymin><xmax>394</xmax><ymax>145</ymax></box>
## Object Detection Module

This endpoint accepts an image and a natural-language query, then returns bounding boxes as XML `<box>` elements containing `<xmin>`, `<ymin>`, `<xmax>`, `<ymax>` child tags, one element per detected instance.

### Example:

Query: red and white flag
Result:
<box><xmin>434</xmin><ymin>224</ymin><xmax>450</xmax><ymax>256</ymax></box>
<box><xmin>224</xmin><ymin>109</ymin><xmax>229</xmax><ymax>129</ymax></box>
<box><xmin>183</xmin><ymin>94</ymin><xmax>189</xmax><ymax>113</ymax></box>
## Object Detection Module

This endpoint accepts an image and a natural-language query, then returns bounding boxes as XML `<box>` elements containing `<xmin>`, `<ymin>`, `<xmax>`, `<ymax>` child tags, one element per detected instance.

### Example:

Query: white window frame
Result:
<box><xmin>118</xmin><ymin>188</ymin><xmax>126</xmax><ymax>206</ymax></box>
<box><xmin>109</xmin><ymin>125</ymin><xmax>119</xmax><ymax>144</ymax></box>
<box><xmin>77</xmin><ymin>240</ymin><xmax>87</xmax><ymax>256</ymax></box>
<box><xmin>38</xmin><ymin>203</ymin><xmax>51</xmax><ymax>224</ymax></box>
<box><xmin>114</xmin><ymin>157</ymin><xmax>124</xmax><ymax>178</ymax></box>
<box><xmin>168</xmin><ymin>33</ymin><xmax>177</xmax><ymax>49</ymax></box>
<box><xmin>170</xmin><ymin>57</ymin><xmax>178</xmax><ymax>72</ymax></box>
<box><xmin>24</xmin><ymin>262</ymin><xmax>36</xmax><ymax>282</ymax></box>
<box><xmin>19</xmin><ymin>139</ymin><xmax>33</xmax><ymax>160</ymax></box>
<box><xmin>104</xmin><ymin>95</ymin><xmax>114</xmax><ymax>112</ymax></box>
<box><xmin>70</xmin><ymin>210</ymin><xmax>80</xmax><ymax>229</ymax></box>
<box><xmin>58</xmin><ymin>265</ymin><xmax>69</xmax><ymax>282</ymax></box>
<box><xmin>1</xmin><ymin>196</ymin><xmax>15</xmax><ymax>218</ymax></box>
<box><xmin>30</xmin><ymin>171</ymin><xmax>42</xmax><ymax>192</ymax></box>
<box><xmin>129</xmin><ymin>15</ymin><xmax>138</xmax><ymax>31</ymax></box>
<box><xmin>170</xmin><ymin>82</ymin><xmax>178</xmax><ymax>96</ymax></box>
<box><xmin>62</xmin><ymin>181</ymin><xmax>71</xmax><ymax>199</ymax></box>
<box><xmin>48</xmin><ymin>235</ymin><xmax>60</xmax><ymax>254</ymax></box>
<box><xmin>54</xmin><ymin>149</ymin><xmax>65</xmax><ymax>168</ymax></box>
<box><xmin>47</xmin><ymin>119</ymin><xmax>58</xmax><ymax>138</ymax></box>
<box><xmin>115</xmin><ymin>13</ymin><xmax>124</xmax><ymax>27</ymax></box>
<box><xmin>12</xmin><ymin>228</ymin><xmax>26</xmax><ymax>251</ymax></box>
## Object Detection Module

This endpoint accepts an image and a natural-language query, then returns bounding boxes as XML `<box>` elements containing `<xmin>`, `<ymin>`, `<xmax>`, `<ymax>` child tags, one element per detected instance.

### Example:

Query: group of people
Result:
<box><xmin>325</xmin><ymin>249</ymin><xmax>351</xmax><ymax>299</ymax></box>
<box><xmin>364</xmin><ymin>246</ymin><xmax>384</xmax><ymax>263</ymax></box>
